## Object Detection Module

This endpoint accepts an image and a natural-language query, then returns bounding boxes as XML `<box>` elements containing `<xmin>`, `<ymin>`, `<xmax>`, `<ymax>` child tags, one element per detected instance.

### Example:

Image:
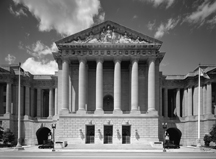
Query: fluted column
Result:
<box><xmin>30</xmin><ymin>88</ymin><xmax>34</xmax><ymax>117</ymax></box>
<box><xmin>164</xmin><ymin>88</ymin><xmax>168</xmax><ymax>117</ymax></box>
<box><xmin>54</xmin><ymin>88</ymin><xmax>58</xmax><ymax>115</ymax></box>
<box><xmin>148</xmin><ymin>58</ymin><xmax>156</xmax><ymax>113</ymax></box>
<box><xmin>61</xmin><ymin>59</ymin><xmax>69</xmax><ymax>114</ymax></box>
<box><xmin>37</xmin><ymin>88</ymin><xmax>41</xmax><ymax>117</ymax></box>
<box><xmin>49</xmin><ymin>89</ymin><xmax>53</xmax><ymax>117</ymax></box>
<box><xmin>202</xmin><ymin>85</ymin><xmax>206</xmax><ymax>115</ymax></box>
<box><xmin>6</xmin><ymin>83</ymin><xmax>11</xmax><ymax>114</ymax></box>
<box><xmin>176</xmin><ymin>89</ymin><xmax>180</xmax><ymax>117</ymax></box>
<box><xmin>206</xmin><ymin>83</ymin><xmax>212</xmax><ymax>115</ymax></box>
<box><xmin>77</xmin><ymin>58</ymin><xmax>86</xmax><ymax>114</ymax></box>
<box><xmin>25</xmin><ymin>86</ymin><xmax>30</xmax><ymax>116</ymax></box>
<box><xmin>114</xmin><ymin>58</ymin><xmax>122</xmax><ymax>114</ymax></box>
<box><xmin>188</xmin><ymin>87</ymin><xmax>192</xmax><ymax>116</ymax></box>
<box><xmin>130</xmin><ymin>58</ymin><xmax>139</xmax><ymax>113</ymax></box>
<box><xmin>95</xmin><ymin>58</ymin><xmax>104</xmax><ymax>114</ymax></box>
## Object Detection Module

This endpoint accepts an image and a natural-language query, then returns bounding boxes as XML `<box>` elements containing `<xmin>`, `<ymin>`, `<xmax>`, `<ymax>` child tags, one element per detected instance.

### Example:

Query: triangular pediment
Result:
<box><xmin>56</xmin><ymin>21</ymin><xmax>162</xmax><ymax>46</ymax></box>
<box><xmin>0</xmin><ymin>66</ymin><xmax>11</xmax><ymax>74</ymax></box>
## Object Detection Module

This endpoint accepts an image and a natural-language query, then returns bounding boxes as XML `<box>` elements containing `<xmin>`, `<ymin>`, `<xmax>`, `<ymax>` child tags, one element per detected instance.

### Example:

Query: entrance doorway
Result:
<box><xmin>122</xmin><ymin>126</ymin><xmax>131</xmax><ymax>144</ymax></box>
<box><xmin>104</xmin><ymin>125</ymin><xmax>113</xmax><ymax>144</ymax></box>
<box><xmin>86</xmin><ymin>125</ymin><xmax>95</xmax><ymax>144</ymax></box>
<box><xmin>103</xmin><ymin>95</ymin><xmax>114</xmax><ymax>111</ymax></box>
<box><xmin>36</xmin><ymin>127</ymin><xmax>51</xmax><ymax>145</ymax></box>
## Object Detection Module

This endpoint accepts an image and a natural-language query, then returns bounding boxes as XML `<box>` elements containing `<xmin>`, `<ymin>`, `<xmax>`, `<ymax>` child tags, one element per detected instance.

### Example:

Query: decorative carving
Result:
<box><xmin>68</xmin><ymin>25</ymin><xmax>148</xmax><ymax>44</ymax></box>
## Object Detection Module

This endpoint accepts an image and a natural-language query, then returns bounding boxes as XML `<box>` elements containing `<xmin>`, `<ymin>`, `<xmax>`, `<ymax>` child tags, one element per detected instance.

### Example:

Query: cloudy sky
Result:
<box><xmin>0</xmin><ymin>0</ymin><xmax>215</xmax><ymax>75</ymax></box>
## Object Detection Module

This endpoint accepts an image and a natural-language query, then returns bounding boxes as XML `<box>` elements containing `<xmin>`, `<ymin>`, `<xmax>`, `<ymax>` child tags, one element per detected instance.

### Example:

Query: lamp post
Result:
<box><xmin>162</xmin><ymin>122</ymin><xmax>167</xmax><ymax>152</ymax></box>
<box><xmin>52</xmin><ymin>123</ymin><xmax>56</xmax><ymax>152</ymax></box>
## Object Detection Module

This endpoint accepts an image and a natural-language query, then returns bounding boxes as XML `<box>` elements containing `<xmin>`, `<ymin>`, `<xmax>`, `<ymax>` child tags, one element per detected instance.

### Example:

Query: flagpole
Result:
<box><xmin>197</xmin><ymin>65</ymin><xmax>201</xmax><ymax>147</ymax></box>
<box><xmin>15</xmin><ymin>63</ymin><xmax>24</xmax><ymax>150</ymax></box>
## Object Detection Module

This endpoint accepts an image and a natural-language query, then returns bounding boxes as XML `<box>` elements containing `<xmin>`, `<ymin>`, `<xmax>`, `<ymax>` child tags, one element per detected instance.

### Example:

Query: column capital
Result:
<box><xmin>78</xmin><ymin>57</ymin><xmax>87</xmax><ymax>63</ymax></box>
<box><xmin>62</xmin><ymin>58</ymin><xmax>70</xmax><ymax>63</ymax></box>
<box><xmin>148</xmin><ymin>57</ymin><xmax>156</xmax><ymax>63</ymax></box>
<box><xmin>96</xmin><ymin>57</ymin><xmax>104</xmax><ymax>63</ymax></box>
<box><xmin>114</xmin><ymin>57</ymin><xmax>122</xmax><ymax>63</ymax></box>
<box><xmin>131</xmin><ymin>57</ymin><xmax>139</xmax><ymax>63</ymax></box>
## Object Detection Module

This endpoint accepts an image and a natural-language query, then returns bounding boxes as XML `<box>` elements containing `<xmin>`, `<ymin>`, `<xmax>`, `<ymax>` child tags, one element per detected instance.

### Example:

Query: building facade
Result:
<box><xmin>0</xmin><ymin>21</ymin><xmax>216</xmax><ymax>147</ymax></box>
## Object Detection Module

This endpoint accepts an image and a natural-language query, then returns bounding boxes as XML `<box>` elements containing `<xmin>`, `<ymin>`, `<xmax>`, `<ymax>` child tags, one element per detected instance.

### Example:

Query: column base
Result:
<box><xmin>24</xmin><ymin>115</ymin><xmax>30</xmax><ymax>120</ymax></box>
<box><xmin>76</xmin><ymin>109</ymin><xmax>86</xmax><ymax>115</ymax></box>
<box><xmin>113</xmin><ymin>109</ymin><xmax>122</xmax><ymax>114</ymax></box>
<box><xmin>94</xmin><ymin>109</ymin><xmax>104</xmax><ymax>115</ymax></box>
<box><xmin>3</xmin><ymin>113</ymin><xmax>11</xmax><ymax>118</ymax></box>
<box><xmin>60</xmin><ymin>108</ymin><xmax>70</xmax><ymax>115</ymax></box>
<box><xmin>147</xmin><ymin>110</ymin><xmax>158</xmax><ymax>116</ymax></box>
<box><xmin>130</xmin><ymin>110</ymin><xmax>141</xmax><ymax>115</ymax></box>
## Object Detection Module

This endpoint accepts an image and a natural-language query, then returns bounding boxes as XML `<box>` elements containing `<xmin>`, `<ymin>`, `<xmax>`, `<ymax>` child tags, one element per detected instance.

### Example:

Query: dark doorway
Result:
<box><xmin>103</xmin><ymin>95</ymin><xmax>114</xmax><ymax>111</ymax></box>
<box><xmin>36</xmin><ymin>127</ymin><xmax>51</xmax><ymax>145</ymax></box>
<box><xmin>104</xmin><ymin>125</ymin><xmax>113</xmax><ymax>144</ymax></box>
<box><xmin>167</xmin><ymin>127</ymin><xmax>182</xmax><ymax>146</ymax></box>
<box><xmin>86</xmin><ymin>125</ymin><xmax>95</xmax><ymax>144</ymax></box>
<box><xmin>122</xmin><ymin>126</ymin><xmax>131</xmax><ymax>144</ymax></box>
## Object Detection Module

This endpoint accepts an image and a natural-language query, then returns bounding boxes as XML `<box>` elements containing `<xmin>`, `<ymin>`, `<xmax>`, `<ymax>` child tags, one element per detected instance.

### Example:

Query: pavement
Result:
<box><xmin>0</xmin><ymin>145</ymin><xmax>216</xmax><ymax>153</ymax></box>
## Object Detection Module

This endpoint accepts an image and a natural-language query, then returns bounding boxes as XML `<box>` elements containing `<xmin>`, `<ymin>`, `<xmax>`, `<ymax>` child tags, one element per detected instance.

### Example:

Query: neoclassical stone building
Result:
<box><xmin>0</xmin><ymin>21</ymin><xmax>215</xmax><ymax>147</ymax></box>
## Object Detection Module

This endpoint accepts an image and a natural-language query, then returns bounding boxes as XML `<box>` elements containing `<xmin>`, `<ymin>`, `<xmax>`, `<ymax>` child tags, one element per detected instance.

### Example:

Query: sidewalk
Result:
<box><xmin>0</xmin><ymin>145</ymin><xmax>216</xmax><ymax>153</ymax></box>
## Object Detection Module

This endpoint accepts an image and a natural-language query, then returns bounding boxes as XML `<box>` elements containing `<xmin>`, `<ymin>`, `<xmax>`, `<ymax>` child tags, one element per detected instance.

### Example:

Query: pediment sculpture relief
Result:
<box><xmin>69</xmin><ymin>25</ymin><xmax>148</xmax><ymax>44</ymax></box>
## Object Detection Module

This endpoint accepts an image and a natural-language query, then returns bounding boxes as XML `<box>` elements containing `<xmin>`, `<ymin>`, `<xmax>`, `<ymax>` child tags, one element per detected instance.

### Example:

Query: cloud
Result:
<box><xmin>5</xmin><ymin>54</ymin><xmax>16</xmax><ymax>64</ymax></box>
<box><xmin>147</xmin><ymin>20</ymin><xmax>156</xmax><ymax>31</ymax></box>
<box><xmin>154</xmin><ymin>18</ymin><xmax>179</xmax><ymax>39</ymax></box>
<box><xmin>141</xmin><ymin>0</ymin><xmax>175</xmax><ymax>9</ymax></box>
<box><xmin>13</xmin><ymin>0</ymin><xmax>105</xmax><ymax>37</ymax></box>
<box><xmin>133</xmin><ymin>15</ymin><xmax>138</xmax><ymax>19</ymax></box>
<box><xmin>22</xmin><ymin>57</ymin><xmax>58</xmax><ymax>75</ymax></box>
<box><xmin>9</xmin><ymin>5</ymin><xmax>27</xmax><ymax>17</ymax></box>
<box><xmin>24</xmin><ymin>41</ymin><xmax>58</xmax><ymax>59</ymax></box>
<box><xmin>185</xmin><ymin>1</ymin><xmax>216</xmax><ymax>26</ymax></box>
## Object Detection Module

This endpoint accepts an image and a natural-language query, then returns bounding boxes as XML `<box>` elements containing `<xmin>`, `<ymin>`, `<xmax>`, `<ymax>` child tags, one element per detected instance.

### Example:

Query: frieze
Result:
<box><xmin>32</xmin><ymin>80</ymin><xmax>56</xmax><ymax>88</ymax></box>
<box><xmin>53</xmin><ymin>50</ymin><xmax>164</xmax><ymax>60</ymax></box>
<box><xmin>0</xmin><ymin>75</ymin><xmax>14</xmax><ymax>83</ymax></box>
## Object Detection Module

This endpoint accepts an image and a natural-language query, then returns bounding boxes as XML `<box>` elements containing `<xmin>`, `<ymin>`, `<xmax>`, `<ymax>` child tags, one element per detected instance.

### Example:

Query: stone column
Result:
<box><xmin>148</xmin><ymin>58</ymin><xmax>156</xmax><ymax>113</ymax></box>
<box><xmin>183</xmin><ymin>88</ymin><xmax>188</xmax><ymax>117</ymax></box>
<box><xmin>130</xmin><ymin>58</ymin><xmax>139</xmax><ymax>113</ymax></box>
<box><xmin>6</xmin><ymin>83</ymin><xmax>11</xmax><ymax>114</ymax></box>
<box><xmin>37</xmin><ymin>88</ymin><xmax>41</xmax><ymax>117</ymax></box>
<box><xmin>202</xmin><ymin>85</ymin><xmax>206</xmax><ymax>115</ymax></box>
<box><xmin>49</xmin><ymin>89</ymin><xmax>53</xmax><ymax>117</ymax></box>
<box><xmin>114</xmin><ymin>58</ymin><xmax>122</xmax><ymax>114</ymax></box>
<box><xmin>54</xmin><ymin>88</ymin><xmax>58</xmax><ymax>115</ymax></box>
<box><xmin>164</xmin><ymin>88</ymin><xmax>168</xmax><ymax>117</ymax></box>
<box><xmin>77</xmin><ymin>58</ymin><xmax>86</xmax><ymax>114</ymax></box>
<box><xmin>25</xmin><ymin>86</ymin><xmax>30</xmax><ymax>116</ymax></box>
<box><xmin>188</xmin><ymin>87</ymin><xmax>192</xmax><ymax>116</ymax></box>
<box><xmin>176</xmin><ymin>89</ymin><xmax>180</xmax><ymax>117</ymax></box>
<box><xmin>61</xmin><ymin>59</ymin><xmax>70</xmax><ymax>114</ymax></box>
<box><xmin>31</xmin><ymin>88</ymin><xmax>34</xmax><ymax>117</ymax></box>
<box><xmin>206</xmin><ymin>83</ymin><xmax>212</xmax><ymax>115</ymax></box>
<box><xmin>95</xmin><ymin>58</ymin><xmax>104</xmax><ymax>114</ymax></box>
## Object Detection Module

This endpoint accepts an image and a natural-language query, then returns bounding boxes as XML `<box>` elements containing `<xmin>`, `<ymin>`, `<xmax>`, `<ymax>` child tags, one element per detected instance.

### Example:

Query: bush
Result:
<box><xmin>0</xmin><ymin>126</ymin><xmax>3</xmax><ymax>141</ymax></box>
<box><xmin>209</xmin><ymin>124</ymin><xmax>216</xmax><ymax>143</ymax></box>
<box><xmin>2</xmin><ymin>128</ymin><xmax>15</xmax><ymax>144</ymax></box>
<box><xmin>203</xmin><ymin>134</ymin><xmax>212</xmax><ymax>146</ymax></box>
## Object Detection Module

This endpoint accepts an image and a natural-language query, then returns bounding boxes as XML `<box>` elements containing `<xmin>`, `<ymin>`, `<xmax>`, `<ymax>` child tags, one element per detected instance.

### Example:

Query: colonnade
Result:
<box><xmin>162</xmin><ymin>83</ymin><xmax>213</xmax><ymax>118</ymax></box>
<box><xmin>61</xmin><ymin>57</ymin><xmax>157</xmax><ymax>114</ymax></box>
<box><xmin>1</xmin><ymin>82</ymin><xmax>57</xmax><ymax>118</ymax></box>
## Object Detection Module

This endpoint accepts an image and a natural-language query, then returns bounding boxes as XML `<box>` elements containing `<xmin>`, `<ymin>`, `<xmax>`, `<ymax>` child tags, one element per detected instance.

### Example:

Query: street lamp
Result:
<box><xmin>162</xmin><ymin>122</ymin><xmax>167</xmax><ymax>152</ymax></box>
<box><xmin>52</xmin><ymin>123</ymin><xmax>56</xmax><ymax>152</ymax></box>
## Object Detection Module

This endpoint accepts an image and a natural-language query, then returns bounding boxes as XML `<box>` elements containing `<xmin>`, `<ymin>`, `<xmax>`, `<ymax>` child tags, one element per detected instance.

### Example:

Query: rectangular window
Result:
<box><xmin>86</xmin><ymin>125</ymin><xmax>95</xmax><ymax>144</ymax></box>
<box><xmin>104</xmin><ymin>125</ymin><xmax>113</xmax><ymax>144</ymax></box>
<box><xmin>122</xmin><ymin>125</ymin><xmax>131</xmax><ymax>144</ymax></box>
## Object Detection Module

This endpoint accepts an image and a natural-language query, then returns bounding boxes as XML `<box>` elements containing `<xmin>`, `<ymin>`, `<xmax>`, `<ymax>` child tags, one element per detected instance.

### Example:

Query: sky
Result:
<box><xmin>0</xmin><ymin>0</ymin><xmax>215</xmax><ymax>75</ymax></box>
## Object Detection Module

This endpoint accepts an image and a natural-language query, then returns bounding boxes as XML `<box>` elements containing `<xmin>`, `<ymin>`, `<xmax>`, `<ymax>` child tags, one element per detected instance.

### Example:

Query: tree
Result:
<box><xmin>209</xmin><ymin>124</ymin><xmax>216</xmax><ymax>143</ymax></box>
<box><xmin>2</xmin><ymin>128</ymin><xmax>15</xmax><ymax>144</ymax></box>
<box><xmin>0</xmin><ymin>126</ymin><xmax>3</xmax><ymax>141</ymax></box>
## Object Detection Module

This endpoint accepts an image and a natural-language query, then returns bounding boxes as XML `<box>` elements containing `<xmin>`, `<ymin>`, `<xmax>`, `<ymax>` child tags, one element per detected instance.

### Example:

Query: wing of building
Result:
<box><xmin>0</xmin><ymin>21</ymin><xmax>216</xmax><ymax>148</ymax></box>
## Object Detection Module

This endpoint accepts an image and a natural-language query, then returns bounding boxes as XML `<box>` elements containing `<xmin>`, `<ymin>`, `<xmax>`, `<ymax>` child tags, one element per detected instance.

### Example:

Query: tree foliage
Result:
<box><xmin>2</xmin><ymin>128</ymin><xmax>15</xmax><ymax>144</ymax></box>
<box><xmin>209</xmin><ymin>124</ymin><xmax>216</xmax><ymax>143</ymax></box>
